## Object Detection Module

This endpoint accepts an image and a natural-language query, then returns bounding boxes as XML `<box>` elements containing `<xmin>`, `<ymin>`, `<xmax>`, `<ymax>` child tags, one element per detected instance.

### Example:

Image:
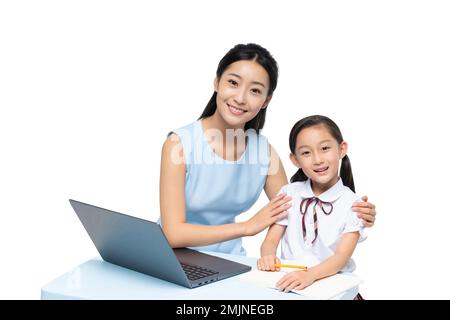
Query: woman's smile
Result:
<box><xmin>227</xmin><ymin>103</ymin><xmax>248</xmax><ymax>116</ymax></box>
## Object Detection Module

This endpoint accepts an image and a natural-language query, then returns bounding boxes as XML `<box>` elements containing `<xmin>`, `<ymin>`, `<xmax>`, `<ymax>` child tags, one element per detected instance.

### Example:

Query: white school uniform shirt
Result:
<box><xmin>277</xmin><ymin>178</ymin><xmax>366</xmax><ymax>272</ymax></box>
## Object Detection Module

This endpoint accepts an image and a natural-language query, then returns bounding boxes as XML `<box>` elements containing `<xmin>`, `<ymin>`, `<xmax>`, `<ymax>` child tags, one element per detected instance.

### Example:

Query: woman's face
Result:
<box><xmin>214</xmin><ymin>60</ymin><xmax>271</xmax><ymax>129</ymax></box>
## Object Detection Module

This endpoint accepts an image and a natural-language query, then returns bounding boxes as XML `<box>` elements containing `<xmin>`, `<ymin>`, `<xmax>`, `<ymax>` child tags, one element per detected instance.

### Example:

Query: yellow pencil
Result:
<box><xmin>274</xmin><ymin>264</ymin><xmax>308</xmax><ymax>270</ymax></box>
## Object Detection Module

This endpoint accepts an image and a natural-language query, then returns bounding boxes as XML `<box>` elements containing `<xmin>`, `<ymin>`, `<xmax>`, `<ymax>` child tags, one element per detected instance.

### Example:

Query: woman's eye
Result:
<box><xmin>322</xmin><ymin>146</ymin><xmax>331</xmax><ymax>151</ymax></box>
<box><xmin>301</xmin><ymin>151</ymin><xmax>310</xmax><ymax>156</ymax></box>
<box><xmin>228</xmin><ymin>79</ymin><xmax>238</xmax><ymax>86</ymax></box>
<box><xmin>251</xmin><ymin>88</ymin><xmax>261</xmax><ymax>95</ymax></box>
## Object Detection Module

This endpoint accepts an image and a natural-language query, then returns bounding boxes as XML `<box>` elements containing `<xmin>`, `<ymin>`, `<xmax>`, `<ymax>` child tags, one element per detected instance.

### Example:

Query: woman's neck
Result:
<box><xmin>201</xmin><ymin>114</ymin><xmax>247</xmax><ymax>162</ymax></box>
<box><xmin>201</xmin><ymin>112</ymin><xmax>245</xmax><ymax>135</ymax></box>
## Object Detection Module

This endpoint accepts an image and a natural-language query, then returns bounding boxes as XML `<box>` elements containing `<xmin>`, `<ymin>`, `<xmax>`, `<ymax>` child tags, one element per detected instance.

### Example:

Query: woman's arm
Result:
<box><xmin>276</xmin><ymin>232</ymin><xmax>360</xmax><ymax>292</ymax></box>
<box><xmin>264</xmin><ymin>144</ymin><xmax>289</xmax><ymax>199</ymax></box>
<box><xmin>160</xmin><ymin>135</ymin><xmax>290</xmax><ymax>248</ymax></box>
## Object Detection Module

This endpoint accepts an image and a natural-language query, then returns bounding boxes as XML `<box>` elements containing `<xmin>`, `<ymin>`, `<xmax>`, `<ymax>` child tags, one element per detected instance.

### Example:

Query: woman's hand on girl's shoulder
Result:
<box><xmin>352</xmin><ymin>195</ymin><xmax>376</xmax><ymax>227</ymax></box>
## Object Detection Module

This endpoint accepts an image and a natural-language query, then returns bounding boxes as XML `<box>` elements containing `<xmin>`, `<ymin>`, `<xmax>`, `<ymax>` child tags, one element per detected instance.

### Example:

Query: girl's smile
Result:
<box><xmin>313</xmin><ymin>166</ymin><xmax>329</xmax><ymax>174</ymax></box>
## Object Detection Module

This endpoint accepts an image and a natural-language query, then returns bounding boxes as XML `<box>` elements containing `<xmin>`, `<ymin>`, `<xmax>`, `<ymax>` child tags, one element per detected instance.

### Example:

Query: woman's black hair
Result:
<box><xmin>198</xmin><ymin>43</ymin><xmax>278</xmax><ymax>132</ymax></box>
<box><xmin>289</xmin><ymin>115</ymin><xmax>355</xmax><ymax>192</ymax></box>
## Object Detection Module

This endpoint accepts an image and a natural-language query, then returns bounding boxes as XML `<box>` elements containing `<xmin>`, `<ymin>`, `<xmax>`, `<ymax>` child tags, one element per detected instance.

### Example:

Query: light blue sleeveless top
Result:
<box><xmin>164</xmin><ymin>120</ymin><xmax>270</xmax><ymax>255</ymax></box>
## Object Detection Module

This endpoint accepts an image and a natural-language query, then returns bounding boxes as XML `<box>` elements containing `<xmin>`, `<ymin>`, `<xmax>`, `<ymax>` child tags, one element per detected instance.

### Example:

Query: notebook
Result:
<box><xmin>239</xmin><ymin>261</ymin><xmax>362</xmax><ymax>299</ymax></box>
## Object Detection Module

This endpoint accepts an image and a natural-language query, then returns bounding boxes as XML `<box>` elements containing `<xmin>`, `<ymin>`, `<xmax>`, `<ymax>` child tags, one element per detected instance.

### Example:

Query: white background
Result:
<box><xmin>1</xmin><ymin>0</ymin><xmax>449</xmax><ymax>299</ymax></box>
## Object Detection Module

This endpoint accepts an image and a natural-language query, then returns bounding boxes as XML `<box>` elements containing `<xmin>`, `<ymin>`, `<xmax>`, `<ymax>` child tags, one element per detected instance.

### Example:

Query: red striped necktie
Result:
<box><xmin>300</xmin><ymin>197</ymin><xmax>334</xmax><ymax>245</ymax></box>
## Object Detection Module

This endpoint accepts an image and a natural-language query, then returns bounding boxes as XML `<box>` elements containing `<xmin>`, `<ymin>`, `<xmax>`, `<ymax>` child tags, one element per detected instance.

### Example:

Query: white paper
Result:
<box><xmin>239</xmin><ymin>268</ymin><xmax>362</xmax><ymax>300</ymax></box>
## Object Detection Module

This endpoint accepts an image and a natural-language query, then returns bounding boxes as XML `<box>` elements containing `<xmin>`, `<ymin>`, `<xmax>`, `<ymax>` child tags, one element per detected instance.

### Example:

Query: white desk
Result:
<box><xmin>41</xmin><ymin>252</ymin><xmax>358</xmax><ymax>300</ymax></box>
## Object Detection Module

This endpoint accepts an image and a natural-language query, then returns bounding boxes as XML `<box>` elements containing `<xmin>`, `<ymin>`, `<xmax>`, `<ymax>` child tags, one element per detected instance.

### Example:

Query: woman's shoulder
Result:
<box><xmin>254</xmin><ymin>129</ymin><xmax>270</xmax><ymax>142</ymax></box>
<box><xmin>162</xmin><ymin>121</ymin><xmax>199</xmax><ymax>157</ymax></box>
<box><xmin>168</xmin><ymin>121</ymin><xmax>199</xmax><ymax>139</ymax></box>
<box><xmin>164</xmin><ymin>121</ymin><xmax>202</xmax><ymax>151</ymax></box>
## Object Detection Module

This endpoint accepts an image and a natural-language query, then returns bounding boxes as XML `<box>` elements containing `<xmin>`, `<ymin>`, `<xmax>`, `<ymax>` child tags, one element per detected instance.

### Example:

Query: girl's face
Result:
<box><xmin>214</xmin><ymin>60</ymin><xmax>271</xmax><ymax>128</ymax></box>
<box><xmin>290</xmin><ymin>124</ymin><xmax>348</xmax><ymax>194</ymax></box>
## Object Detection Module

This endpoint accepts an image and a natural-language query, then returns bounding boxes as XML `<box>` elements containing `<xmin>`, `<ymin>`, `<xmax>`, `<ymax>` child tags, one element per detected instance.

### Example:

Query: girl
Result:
<box><xmin>257</xmin><ymin>115</ymin><xmax>366</xmax><ymax>296</ymax></box>
<box><xmin>160</xmin><ymin>44</ymin><xmax>376</xmax><ymax>256</ymax></box>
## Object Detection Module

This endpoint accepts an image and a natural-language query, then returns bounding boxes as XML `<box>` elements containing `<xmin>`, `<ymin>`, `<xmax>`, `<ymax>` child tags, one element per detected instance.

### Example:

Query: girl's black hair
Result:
<box><xmin>289</xmin><ymin>115</ymin><xmax>355</xmax><ymax>192</ymax></box>
<box><xmin>198</xmin><ymin>43</ymin><xmax>278</xmax><ymax>133</ymax></box>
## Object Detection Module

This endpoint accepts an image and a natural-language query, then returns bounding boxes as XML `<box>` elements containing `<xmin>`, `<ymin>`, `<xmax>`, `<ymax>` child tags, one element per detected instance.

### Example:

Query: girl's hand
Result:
<box><xmin>352</xmin><ymin>195</ymin><xmax>376</xmax><ymax>227</ymax></box>
<box><xmin>276</xmin><ymin>270</ymin><xmax>315</xmax><ymax>292</ymax></box>
<box><xmin>244</xmin><ymin>194</ymin><xmax>292</xmax><ymax>236</ymax></box>
<box><xmin>257</xmin><ymin>255</ymin><xmax>281</xmax><ymax>272</ymax></box>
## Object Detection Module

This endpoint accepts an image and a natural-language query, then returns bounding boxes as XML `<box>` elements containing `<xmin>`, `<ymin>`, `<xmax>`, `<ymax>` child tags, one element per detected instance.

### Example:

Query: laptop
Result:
<box><xmin>69</xmin><ymin>199</ymin><xmax>251</xmax><ymax>288</ymax></box>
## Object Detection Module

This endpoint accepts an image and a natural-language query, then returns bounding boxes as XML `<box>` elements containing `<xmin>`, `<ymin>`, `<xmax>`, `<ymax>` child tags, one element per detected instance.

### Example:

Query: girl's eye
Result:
<box><xmin>301</xmin><ymin>151</ymin><xmax>310</xmax><ymax>156</ymax></box>
<box><xmin>322</xmin><ymin>146</ymin><xmax>331</xmax><ymax>151</ymax></box>
<box><xmin>251</xmin><ymin>88</ymin><xmax>262</xmax><ymax>95</ymax></box>
<box><xmin>228</xmin><ymin>79</ymin><xmax>238</xmax><ymax>86</ymax></box>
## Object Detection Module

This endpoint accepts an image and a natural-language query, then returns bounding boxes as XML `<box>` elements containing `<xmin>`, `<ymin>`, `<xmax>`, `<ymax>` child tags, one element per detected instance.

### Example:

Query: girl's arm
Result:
<box><xmin>308</xmin><ymin>232</ymin><xmax>360</xmax><ymax>281</ymax></box>
<box><xmin>255</xmin><ymin>145</ymin><xmax>289</xmax><ymax>269</ymax></box>
<box><xmin>276</xmin><ymin>232</ymin><xmax>360</xmax><ymax>292</ymax></box>
<box><xmin>257</xmin><ymin>224</ymin><xmax>286</xmax><ymax>271</ymax></box>
<box><xmin>160</xmin><ymin>135</ymin><xmax>290</xmax><ymax>248</ymax></box>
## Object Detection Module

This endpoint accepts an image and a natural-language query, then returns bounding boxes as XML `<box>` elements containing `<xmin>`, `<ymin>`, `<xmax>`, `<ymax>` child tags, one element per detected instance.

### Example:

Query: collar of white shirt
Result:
<box><xmin>299</xmin><ymin>178</ymin><xmax>345</xmax><ymax>202</ymax></box>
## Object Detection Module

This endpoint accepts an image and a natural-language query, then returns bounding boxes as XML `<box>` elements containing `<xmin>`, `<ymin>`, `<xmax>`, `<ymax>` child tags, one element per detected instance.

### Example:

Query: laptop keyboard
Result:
<box><xmin>180</xmin><ymin>262</ymin><xmax>219</xmax><ymax>281</ymax></box>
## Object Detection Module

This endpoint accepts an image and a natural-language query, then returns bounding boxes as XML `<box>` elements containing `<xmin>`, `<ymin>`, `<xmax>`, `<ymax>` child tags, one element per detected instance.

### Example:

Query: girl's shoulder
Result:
<box><xmin>279</xmin><ymin>181</ymin><xmax>308</xmax><ymax>195</ymax></box>
<box><xmin>339</xmin><ymin>185</ymin><xmax>361</xmax><ymax>205</ymax></box>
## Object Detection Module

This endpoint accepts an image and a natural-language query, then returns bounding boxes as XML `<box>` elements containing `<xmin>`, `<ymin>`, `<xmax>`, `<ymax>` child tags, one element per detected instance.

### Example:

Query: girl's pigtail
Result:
<box><xmin>290</xmin><ymin>168</ymin><xmax>308</xmax><ymax>183</ymax></box>
<box><xmin>340</xmin><ymin>155</ymin><xmax>355</xmax><ymax>192</ymax></box>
